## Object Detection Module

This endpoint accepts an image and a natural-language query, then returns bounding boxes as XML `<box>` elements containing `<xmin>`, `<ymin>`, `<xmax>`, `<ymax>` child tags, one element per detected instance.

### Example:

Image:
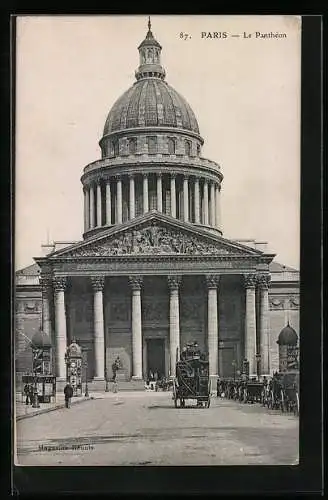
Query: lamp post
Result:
<box><xmin>82</xmin><ymin>348</ymin><xmax>90</xmax><ymax>397</ymax></box>
<box><xmin>255</xmin><ymin>353</ymin><xmax>261</xmax><ymax>380</ymax></box>
<box><xmin>232</xmin><ymin>359</ymin><xmax>237</xmax><ymax>381</ymax></box>
<box><xmin>31</xmin><ymin>349</ymin><xmax>40</xmax><ymax>408</ymax></box>
<box><xmin>105</xmin><ymin>367</ymin><xmax>109</xmax><ymax>392</ymax></box>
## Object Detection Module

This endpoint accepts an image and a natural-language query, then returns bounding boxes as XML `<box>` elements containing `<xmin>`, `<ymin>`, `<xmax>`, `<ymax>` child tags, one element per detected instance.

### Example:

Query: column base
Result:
<box><xmin>131</xmin><ymin>375</ymin><xmax>143</xmax><ymax>381</ymax></box>
<box><xmin>56</xmin><ymin>377</ymin><xmax>67</xmax><ymax>383</ymax></box>
<box><xmin>93</xmin><ymin>377</ymin><xmax>105</xmax><ymax>381</ymax></box>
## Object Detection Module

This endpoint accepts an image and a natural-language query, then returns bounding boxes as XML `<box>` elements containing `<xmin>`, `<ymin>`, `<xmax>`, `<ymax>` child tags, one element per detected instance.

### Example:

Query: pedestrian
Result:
<box><xmin>112</xmin><ymin>361</ymin><xmax>118</xmax><ymax>382</ymax></box>
<box><xmin>23</xmin><ymin>383</ymin><xmax>31</xmax><ymax>405</ymax></box>
<box><xmin>64</xmin><ymin>382</ymin><xmax>73</xmax><ymax>408</ymax></box>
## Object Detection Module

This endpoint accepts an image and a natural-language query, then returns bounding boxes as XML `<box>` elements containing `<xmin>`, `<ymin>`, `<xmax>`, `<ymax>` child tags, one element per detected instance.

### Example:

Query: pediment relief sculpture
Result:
<box><xmin>69</xmin><ymin>225</ymin><xmax>240</xmax><ymax>257</ymax></box>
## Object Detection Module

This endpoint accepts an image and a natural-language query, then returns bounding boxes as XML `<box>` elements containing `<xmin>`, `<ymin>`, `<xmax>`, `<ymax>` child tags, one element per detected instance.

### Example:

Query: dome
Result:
<box><xmin>103</xmin><ymin>79</ymin><xmax>200</xmax><ymax>136</ymax></box>
<box><xmin>32</xmin><ymin>330</ymin><xmax>52</xmax><ymax>348</ymax></box>
<box><xmin>277</xmin><ymin>323</ymin><xmax>298</xmax><ymax>346</ymax></box>
<box><xmin>66</xmin><ymin>339</ymin><xmax>82</xmax><ymax>357</ymax></box>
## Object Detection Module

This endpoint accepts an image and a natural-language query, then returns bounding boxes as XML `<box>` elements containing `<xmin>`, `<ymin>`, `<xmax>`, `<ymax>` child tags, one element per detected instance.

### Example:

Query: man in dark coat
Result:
<box><xmin>64</xmin><ymin>383</ymin><xmax>73</xmax><ymax>408</ymax></box>
<box><xmin>23</xmin><ymin>383</ymin><xmax>32</xmax><ymax>405</ymax></box>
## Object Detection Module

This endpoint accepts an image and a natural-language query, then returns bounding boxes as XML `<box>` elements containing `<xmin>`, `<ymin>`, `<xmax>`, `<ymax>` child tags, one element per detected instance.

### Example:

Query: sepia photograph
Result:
<box><xmin>14</xmin><ymin>14</ymin><xmax>301</xmax><ymax>468</ymax></box>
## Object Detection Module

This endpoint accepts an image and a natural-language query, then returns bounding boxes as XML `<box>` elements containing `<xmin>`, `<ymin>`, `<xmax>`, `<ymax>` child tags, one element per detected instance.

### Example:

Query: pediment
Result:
<box><xmin>51</xmin><ymin>213</ymin><xmax>262</xmax><ymax>259</ymax></box>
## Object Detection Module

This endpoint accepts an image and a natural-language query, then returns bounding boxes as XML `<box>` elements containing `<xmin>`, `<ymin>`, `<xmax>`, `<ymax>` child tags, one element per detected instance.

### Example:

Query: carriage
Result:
<box><xmin>242</xmin><ymin>379</ymin><xmax>263</xmax><ymax>404</ymax></box>
<box><xmin>172</xmin><ymin>343</ymin><xmax>211</xmax><ymax>408</ymax></box>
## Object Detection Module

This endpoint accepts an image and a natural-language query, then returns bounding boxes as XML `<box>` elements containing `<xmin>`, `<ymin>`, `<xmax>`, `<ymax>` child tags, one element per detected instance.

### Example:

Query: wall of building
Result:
<box><xmin>268</xmin><ymin>284</ymin><xmax>300</xmax><ymax>374</ymax></box>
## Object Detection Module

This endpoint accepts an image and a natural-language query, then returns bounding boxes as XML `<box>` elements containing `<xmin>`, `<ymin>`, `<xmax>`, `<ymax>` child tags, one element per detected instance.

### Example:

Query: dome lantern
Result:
<box><xmin>135</xmin><ymin>17</ymin><xmax>166</xmax><ymax>81</ymax></box>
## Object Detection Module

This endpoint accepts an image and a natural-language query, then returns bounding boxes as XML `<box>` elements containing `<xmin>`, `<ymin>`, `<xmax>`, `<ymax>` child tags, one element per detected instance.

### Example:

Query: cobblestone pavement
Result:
<box><xmin>15</xmin><ymin>391</ymin><xmax>299</xmax><ymax>466</ymax></box>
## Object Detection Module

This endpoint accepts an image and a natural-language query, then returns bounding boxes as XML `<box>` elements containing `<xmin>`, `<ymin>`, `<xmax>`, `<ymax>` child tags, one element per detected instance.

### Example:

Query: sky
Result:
<box><xmin>15</xmin><ymin>15</ymin><xmax>301</xmax><ymax>270</ymax></box>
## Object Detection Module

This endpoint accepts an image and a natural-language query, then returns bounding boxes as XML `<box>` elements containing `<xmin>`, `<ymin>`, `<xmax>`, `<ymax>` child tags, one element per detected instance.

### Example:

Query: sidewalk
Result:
<box><xmin>15</xmin><ymin>392</ymin><xmax>95</xmax><ymax>420</ymax></box>
<box><xmin>15</xmin><ymin>388</ymin><xmax>172</xmax><ymax>420</ymax></box>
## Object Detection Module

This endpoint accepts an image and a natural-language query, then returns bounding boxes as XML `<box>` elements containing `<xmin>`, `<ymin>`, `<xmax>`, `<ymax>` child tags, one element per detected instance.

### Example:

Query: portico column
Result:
<box><xmin>129</xmin><ymin>276</ymin><xmax>143</xmax><ymax>379</ymax></box>
<box><xmin>244</xmin><ymin>274</ymin><xmax>257</xmax><ymax>376</ymax></box>
<box><xmin>157</xmin><ymin>173</ymin><xmax>163</xmax><ymax>212</ymax></box>
<box><xmin>91</xmin><ymin>276</ymin><xmax>105</xmax><ymax>380</ymax></box>
<box><xmin>170</xmin><ymin>174</ymin><xmax>176</xmax><ymax>218</ymax></box>
<box><xmin>215</xmin><ymin>184</ymin><xmax>221</xmax><ymax>230</ymax></box>
<box><xmin>129</xmin><ymin>174</ymin><xmax>135</xmax><ymax>220</ymax></box>
<box><xmin>89</xmin><ymin>184</ymin><xmax>95</xmax><ymax>229</ymax></box>
<box><xmin>143</xmin><ymin>174</ymin><xmax>149</xmax><ymax>213</ymax></box>
<box><xmin>53</xmin><ymin>277</ymin><xmax>67</xmax><ymax>380</ymax></box>
<box><xmin>258</xmin><ymin>274</ymin><xmax>271</xmax><ymax>374</ymax></box>
<box><xmin>194</xmin><ymin>177</ymin><xmax>200</xmax><ymax>223</ymax></box>
<box><xmin>40</xmin><ymin>275</ymin><xmax>52</xmax><ymax>338</ymax></box>
<box><xmin>210</xmin><ymin>182</ymin><xmax>215</xmax><ymax>227</ymax></box>
<box><xmin>206</xmin><ymin>275</ymin><xmax>220</xmax><ymax>379</ymax></box>
<box><xmin>96</xmin><ymin>182</ymin><xmax>102</xmax><ymax>227</ymax></box>
<box><xmin>203</xmin><ymin>180</ymin><xmax>209</xmax><ymax>225</ymax></box>
<box><xmin>116</xmin><ymin>176</ymin><xmax>123</xmax><ymax>224</ymax></box>
<box><xmin>183</xmin><ymin>176</ymin><xmax>189</xmax><ymax>222</ymax></box>
<box><xmin>105</xmin><ymin>180</ymin><xmax>112</xmax><ymax>225</ymax></box>
<box><xmin>168</xmin><ymin>275</ymin><xmax>181</xmax><ymax>377</ymax></box>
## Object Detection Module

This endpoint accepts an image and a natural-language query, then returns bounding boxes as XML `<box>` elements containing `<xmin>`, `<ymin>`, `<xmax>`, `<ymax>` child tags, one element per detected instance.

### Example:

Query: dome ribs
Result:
<box><xmin>154</xmin><ymin>80</ymin><xmax>165</xmax><ymax>125</ymax></box>
<box><xmin>137</xmin><ymin>80</ymin><xmax>149</xmax><ymax>127</ymax></box>
<box><xmin>159</xmin><ymin>82</ymin><xmax>177</xmax><ymax>128</ymax></box>
<box><xmin>144</xmin><ymin>80</ymin><xmax>158</xmax><ymax>126</ymax></box>
<box><xmin>126</xmin><ymin>80</ymin><xmax>144</xmax><ymax>129</ymax></box>
<box><xmin>119</xmin><ymin>86</ymin><xmax>136</xmax><ymax>131</ymax></box>
<box><xmin>103</xmin><ymin>81</ymin><xmax>200</xmax><ymax>135</ymax></box>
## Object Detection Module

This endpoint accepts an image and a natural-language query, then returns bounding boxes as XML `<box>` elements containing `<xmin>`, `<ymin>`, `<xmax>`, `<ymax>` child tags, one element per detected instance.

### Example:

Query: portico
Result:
<box><xmin>36</xmin><ymin>212</ymin><xmax>274</xmax><ymax>383</ymax></box>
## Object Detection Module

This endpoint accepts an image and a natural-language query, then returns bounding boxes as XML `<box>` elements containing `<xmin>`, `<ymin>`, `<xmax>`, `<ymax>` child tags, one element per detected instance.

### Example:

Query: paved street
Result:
<box><xmin>15</xmin><ymin>391</ymin><xmax>299</xmax><ymax>466</ymax></box>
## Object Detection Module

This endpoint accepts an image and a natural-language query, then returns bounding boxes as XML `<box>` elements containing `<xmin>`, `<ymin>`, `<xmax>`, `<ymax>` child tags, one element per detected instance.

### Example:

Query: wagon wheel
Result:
<box><xmin>268</xmin><ymin>390</ymin><xmax>274</xmax><ymax>409</ymax></box>
<box><xmin>206</xmin><ymin>396</ymin><xmax>211</xmax><ymax>408</ymax></box>
<box><xmin>180</xmin><ymin>398</ymin><xmax>185</xmax><ymax>408</ymax></box>
<box><xmin>243</xmin><ymin>388</ymin><xmax>248</xmax><ymax>404</ymax></box>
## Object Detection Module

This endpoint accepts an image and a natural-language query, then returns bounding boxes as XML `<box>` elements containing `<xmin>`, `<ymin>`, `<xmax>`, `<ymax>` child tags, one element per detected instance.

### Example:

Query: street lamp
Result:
<box><xmin>255</xmin><ymin>353</ymin><xmax>261</xmax><ymax>379</ymax></box>
<box><xmin>105</xmin><ymin>367</ymin><xmax>110</xmax><ymax>392</ymax></box>
<box><xmin>82</xmin><ymin>348</ymin><xmax>90</xmax><ymax>397</ymax></box>
<box><xmin>232</xmin><ymin>359</ymin><xmax>237</xmax><ymax>381</ymax></box>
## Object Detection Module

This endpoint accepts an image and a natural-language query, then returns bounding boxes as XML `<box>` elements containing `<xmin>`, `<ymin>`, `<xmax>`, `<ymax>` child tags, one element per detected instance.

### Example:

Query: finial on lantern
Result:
<box><xmin>148</xmin><ymin>16</ymin><xmax>151</xmax><ymax>32</ymax></box>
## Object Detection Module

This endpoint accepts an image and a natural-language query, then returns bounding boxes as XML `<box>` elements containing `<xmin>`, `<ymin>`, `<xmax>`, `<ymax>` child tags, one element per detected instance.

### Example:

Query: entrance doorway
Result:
<box><xmin>146</xmin><ymin>339</ymin><xmax>165</xmax><ymax>379</ymax></box>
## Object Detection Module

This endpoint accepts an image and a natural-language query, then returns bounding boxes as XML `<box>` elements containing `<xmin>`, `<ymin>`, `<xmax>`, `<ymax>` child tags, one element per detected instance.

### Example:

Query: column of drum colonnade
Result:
<box><xmin>41</xmin><ymin>272</ymin><xmax>271</xmax><ymax>381</ymax></box>
<box><xmin>83</xmin><ymin>174</ymin><xmax>222</xmax><ymax>231</ymax></box>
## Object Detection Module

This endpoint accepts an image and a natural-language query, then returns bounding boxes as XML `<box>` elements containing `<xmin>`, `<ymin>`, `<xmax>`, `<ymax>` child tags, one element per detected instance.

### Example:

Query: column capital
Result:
<box><xmin>243</xmin><ymin>273</ymin><xmax>257</xmax><ymax>289</ymax></box>
<box><xmin>53</xmin><ymin>276</ymin><xmax>67</xmax><ymax>292</ymax></box>
<box><xmin>183</xmin><ymin>174</ymin><xmax>189</xmax><ymax>181</ymax></box>
<box><xmin>129</xmin><ymin>275</ymin><xmax>143</xmax><ymax>290</ymax></box>
<box><xmin>128</xmin><ymin>173</ymin><xmax>135</xmax><ymax>179</ymax></box>
<box><xmin>91</xmin><ymin>276</ymin><xmax>105</xmax><ymax>291</ymax></box>
<box><xmin>171</xmin><ymin>173</ymin><xmax>177</xmax><ymax>179</ymax></box>
<box><xmin>114</xmin><ymin>175</ymin><xmax>122</xmax><ymax>181</ymax></box>
<box><xmin>143</xmin><ymin>173</ymin><xmax>149</xmax><ymax>179</ymax></box>
<box><xmin>205</xmin><ymin>274</ymin><xmax>220</xmax><ymax>289</ymax></box>
<box><xmin>40</xmin><ymin>274</ymin><xmax>53</xmax><ymax>292</ymax></box>
<box><xmin>167</xmin><ymin>275</ymin><xmax>182</xmax><ymax>291</ymax></box>
<box><xmin>257</xmin><ymin>273</ymin><xmax>271</xmax><ymax>289</ymax></box>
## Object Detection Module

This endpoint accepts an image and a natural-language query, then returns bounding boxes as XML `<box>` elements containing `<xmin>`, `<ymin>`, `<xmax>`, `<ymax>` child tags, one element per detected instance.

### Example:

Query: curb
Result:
<box><xmin>16</xmin><ymin>396</ymin><xmax>94</xmax><ymax>421</ymax></box>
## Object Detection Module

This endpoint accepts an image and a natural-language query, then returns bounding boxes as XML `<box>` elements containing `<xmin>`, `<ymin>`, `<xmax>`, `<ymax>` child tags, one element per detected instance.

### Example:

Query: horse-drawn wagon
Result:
<box><xmin>172</xmin><ymin>343</ymin><xmax>211</xmax><ymax>408</ymax></box>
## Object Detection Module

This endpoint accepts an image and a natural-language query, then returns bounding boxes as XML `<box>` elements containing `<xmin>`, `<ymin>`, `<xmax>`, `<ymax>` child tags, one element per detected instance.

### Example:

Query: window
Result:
<box><xmin>168</xmin><ymin>137</ymin><xmax>176</xmax><ymax>154</ymax></box>
<box><xmin>197</xmin><ymin>144</ymin><xmax>201</xmax><ymax>156</ymax></box>
<box><xmin>185</xmin><ymin>140</ymin><xmax>192</xmax><ymax>156</ymax></box>
<box><xmin>147</xmin><ymin>136</ymin><xmax>157</xmax><ymax>154</ymax></box>
<box><xmin>128</xmin><ymin>137</ymin><xmax>137</xmax><ymax>154</ymax></box>
<box><xmin>110</xmin><ymin>139</ymin><xmax>119</xmax><ymax>157</ymax></box>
